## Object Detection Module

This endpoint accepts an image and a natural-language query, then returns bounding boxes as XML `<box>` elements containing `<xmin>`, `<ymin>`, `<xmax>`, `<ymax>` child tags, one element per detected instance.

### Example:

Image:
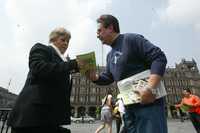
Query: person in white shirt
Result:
<box><xmin>115</xmin><ymin>95</ymin><xmax>126</xmax><ymax>133</ymax></box>
<box><xmin>95</xmin><ymin>91</ymin><xmax>113</xmax><ymax>133</ymax></box>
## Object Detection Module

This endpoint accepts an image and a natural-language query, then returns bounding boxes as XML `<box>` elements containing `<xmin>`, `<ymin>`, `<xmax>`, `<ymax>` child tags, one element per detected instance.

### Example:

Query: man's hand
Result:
<box><xmin>136</xmin><ymin>88</ymin><xmax>156</xmax><ymax>104</ymax></box>
<box><xmin>76</xmin><ymin>58</ymin><xmax>99</xmax><ymax>81</ymax></box>
<box><xmin>137</xmin><ymin>74</ymin><xmax>161</xmax><ymax>104</ymax></box>
<box><xmin>76</xmin><ymin>58</ymin><xmax>85</xmax><ymax>69</ymax></box>
<box><xmin>140</xmin><ymin>89</ymin><xmax>156</xmax><ymax>104</ymax></box>
<box><xmin>85</xmin><ymin>70</ymin><xmax>99</xmax><ymax>81</ymax></box>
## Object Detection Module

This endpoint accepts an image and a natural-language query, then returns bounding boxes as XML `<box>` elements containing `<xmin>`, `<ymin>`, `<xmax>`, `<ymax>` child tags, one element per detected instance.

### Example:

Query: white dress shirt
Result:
<box><xmin>50</xmin><ymin>44</ymin><xmax>67</xmax><ymax>62</ymax></box>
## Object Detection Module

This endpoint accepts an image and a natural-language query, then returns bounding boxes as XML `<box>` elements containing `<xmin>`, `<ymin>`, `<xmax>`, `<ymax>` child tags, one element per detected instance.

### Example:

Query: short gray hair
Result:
<box><xmin>49</xmin><ymin>27</ymin><xmax>71</xmax><ymax>43</ymax></box>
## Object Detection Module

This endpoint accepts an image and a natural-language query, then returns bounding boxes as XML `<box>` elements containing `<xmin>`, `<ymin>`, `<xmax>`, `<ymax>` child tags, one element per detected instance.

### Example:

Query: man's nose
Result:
<box><xmin>64</xmin><ymin>42</ymin><xmax>68</xmax><ymax>46</ymax></box>
<box><xmin>97</xmin><ymin>33</ymin><xmax>100</xmax><ymax>38</ymax></box>
<box><xmin>97</xmin><ymin>31</ymin><xmax>100</xmax><ymax>36</ymax></box>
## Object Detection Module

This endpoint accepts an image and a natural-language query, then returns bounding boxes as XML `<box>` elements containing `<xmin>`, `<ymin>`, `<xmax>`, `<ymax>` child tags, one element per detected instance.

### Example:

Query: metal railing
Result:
<box><xmin>0</xmin><ymin>108</ymin><xmax>11</xmax><ymax>133</ymax></box>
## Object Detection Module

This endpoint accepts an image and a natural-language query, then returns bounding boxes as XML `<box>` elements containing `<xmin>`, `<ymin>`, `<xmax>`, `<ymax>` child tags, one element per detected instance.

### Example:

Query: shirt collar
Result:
<box><xmin>49</xmin><ymin>43</ymin><xmax>67</xmax><ymax>62</ymax></box>
<box><xmin>111</xmin><ymin>34</ymin><xmax>122</xmax><ymax>48</ymax></box>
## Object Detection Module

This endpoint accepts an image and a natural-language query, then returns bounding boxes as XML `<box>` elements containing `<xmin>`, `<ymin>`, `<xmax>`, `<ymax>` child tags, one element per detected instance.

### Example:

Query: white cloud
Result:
<box><xmin>2</xmin><ymin>0</ymin><xmax>112</xmax><ymax>94</ymax></box>
<box><xmin>161</xmin><ymin>0</ymin><xmax>200</xmax><ymax>30</ymax></box>
<box><xmin>195</xmin><ymin>23</ymin><xmax>200</xmax><ymax>33</ymax></box>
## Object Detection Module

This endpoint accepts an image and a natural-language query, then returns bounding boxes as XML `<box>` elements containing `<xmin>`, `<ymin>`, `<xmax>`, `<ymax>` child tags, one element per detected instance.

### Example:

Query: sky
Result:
<box><xmin>0</xmin><ymin>0</ymin><xmax>200</xmax><ymax>94</ymax></box>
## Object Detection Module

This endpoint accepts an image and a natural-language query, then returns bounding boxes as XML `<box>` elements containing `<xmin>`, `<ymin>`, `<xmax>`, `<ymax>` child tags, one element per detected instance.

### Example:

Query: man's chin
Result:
<box><xmin>98</xmin><ymin>38</ymin><xmax>104</xmax><ymax>44</ymax></box>
<box><xmin>99</xmin><ymin>39</ymin><xmax>107</xmax><ymax>45</ymax></box>
<box><xmin>61</xmin><ymin>50</ymin><xmax>67</xmax><ymax>54</ymax></box>
<box><xmin>101</xmin><ymin>41</ymin><xmax>106</xmax><ymax>44</ymax></box>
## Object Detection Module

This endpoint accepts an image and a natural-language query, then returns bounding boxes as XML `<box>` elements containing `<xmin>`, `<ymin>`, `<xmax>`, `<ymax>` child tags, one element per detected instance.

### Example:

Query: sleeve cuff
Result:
<box><xmin>69</xmin><ymin>59</ymin><xmax>79</xmax><ymax>72</ymax></box>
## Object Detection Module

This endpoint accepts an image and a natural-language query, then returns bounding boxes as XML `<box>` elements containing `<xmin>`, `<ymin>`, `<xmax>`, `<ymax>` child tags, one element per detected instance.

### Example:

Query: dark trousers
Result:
<box><xmin>189</xmin><ymin>112</ymin><xmax>200</xmax><ymax>133</ymax></box>
<box><xmin>115</xmin><ymin>117</ymin><xmax>121</xmax><ymax>133</ymax></box>
<box><xmin>11</xmin><ymin>126</ymin><xmax>71</xmax><ymax>133</ymax></box>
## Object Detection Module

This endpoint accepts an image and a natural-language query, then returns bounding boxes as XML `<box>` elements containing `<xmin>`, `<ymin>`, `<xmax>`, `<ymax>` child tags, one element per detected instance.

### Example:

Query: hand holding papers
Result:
<box><xmin>76</xmin><ymin>52</ymin><xmax>97</xmax><ymax>77</ymax></box>
<box><xmin>117</xmin><ymin>70</ymin><xmax>167</xmax><ymax>105</ymax></box>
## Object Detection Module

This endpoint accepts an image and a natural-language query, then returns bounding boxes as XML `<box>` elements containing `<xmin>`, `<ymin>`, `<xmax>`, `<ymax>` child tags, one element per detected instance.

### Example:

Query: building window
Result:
<box><xmin>80</xmin><ymin>77</ymin><xmax>85</xmax><ymax>85</ymax></box>
<box><xmin>70</xmin><ymin>96</ymin><xmax>74</xmax><ymax>102</ymax></box>
<box><xmin>71</xmin><ymin>87</ymin><xmax>75</xmax><ymax>95</ymax></box>
<box><xmin>90</xmin><ymin>96</ymin><xmax>96</xmax><ymax>103</ymax></box>
<box><xmin>80</xmin><ymin>87</ymin><xmax>86</xmax><ymax>94</ymax></box>
<box><xmin>79</xmin><ymin>96</ymin><xmax>85</xmax><ymax>103</ymax></box>
<box><xmin>91</xmin><ymin>88</ymin><xmax>96</xmax><ymax>94</ymax></box>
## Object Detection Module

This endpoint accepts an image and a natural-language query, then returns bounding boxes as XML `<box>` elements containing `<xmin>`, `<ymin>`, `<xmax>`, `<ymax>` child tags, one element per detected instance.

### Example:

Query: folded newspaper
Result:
<box><xmin>117</xmin><ymin>70</ymin><xmax>167</xmax><ymax>105</ymax></box>
<box><xmin>76</xmin><ymin>52</ymin><xmax>96</xmax><ymax>75</ymax></box>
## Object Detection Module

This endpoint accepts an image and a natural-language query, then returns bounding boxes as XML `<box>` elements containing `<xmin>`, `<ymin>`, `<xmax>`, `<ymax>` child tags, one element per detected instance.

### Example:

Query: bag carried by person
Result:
<box><xmin>112</xmin><ymin>106</ymin><xmax>120</xmax><ymax>118</ymax></box>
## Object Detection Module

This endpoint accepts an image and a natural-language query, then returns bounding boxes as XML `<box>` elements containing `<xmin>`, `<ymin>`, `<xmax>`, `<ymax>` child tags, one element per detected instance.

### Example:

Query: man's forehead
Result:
<box><xmin>58</xmin><ymin>35</ymin><xmax>70</xmax><ymax>40</ymax></box>
<box><xmin>97</xmin><ymin>23</ymin><xmax>103</xmax><ymax>29</ymax></box>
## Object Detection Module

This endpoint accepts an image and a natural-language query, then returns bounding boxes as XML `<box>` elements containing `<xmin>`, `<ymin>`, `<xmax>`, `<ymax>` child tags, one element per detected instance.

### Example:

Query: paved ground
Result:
<box><xmin>64</xmin><ymin>119</ymin><xmax>196</xmax><ymax>133</ymax></box>
<box><xmin>2</xmin><ymin>119</ymin><xmax>196</xmax><ymax>133</ymax></box>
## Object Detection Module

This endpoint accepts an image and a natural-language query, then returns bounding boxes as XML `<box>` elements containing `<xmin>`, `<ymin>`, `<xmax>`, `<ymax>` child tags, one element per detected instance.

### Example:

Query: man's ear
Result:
<box><xmin>108</xmin><ymin>25</ymin><xmax>114</xmax><ymax>33</ymax></box>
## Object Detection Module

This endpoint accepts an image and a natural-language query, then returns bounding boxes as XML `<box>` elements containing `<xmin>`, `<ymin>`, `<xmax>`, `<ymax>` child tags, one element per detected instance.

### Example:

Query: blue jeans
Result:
<box><xmin>124</xmin><ymin>98</ymin><xmax>168</xmax><ymax>133</ymax></box>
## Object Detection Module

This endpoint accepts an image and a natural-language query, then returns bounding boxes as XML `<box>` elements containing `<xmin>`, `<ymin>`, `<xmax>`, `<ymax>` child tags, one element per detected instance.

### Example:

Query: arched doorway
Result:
<box><xmin>71</xmin><ymin>106</ymin><xmax>75</xmax><ymax>117</ymax></box>
<box><xmin>77</xmin><ymin>106</ymin><xmax>86</xmax><ymax>117</ymax></box>
<box><xmin>88</xmin><ymin>107</ymin><xmax>96</xmax><ymax>118</ymax></box>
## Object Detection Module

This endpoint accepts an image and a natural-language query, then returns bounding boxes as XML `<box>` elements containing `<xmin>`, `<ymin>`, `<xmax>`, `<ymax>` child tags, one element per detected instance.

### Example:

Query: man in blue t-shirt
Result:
<box><xmin>85</xmin><ymin>14</ymin><xmax>168</xmax><ymax>133</ymax></box>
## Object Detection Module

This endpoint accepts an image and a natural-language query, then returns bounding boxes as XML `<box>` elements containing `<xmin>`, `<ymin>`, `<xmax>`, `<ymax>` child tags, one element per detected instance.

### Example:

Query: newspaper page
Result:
<box><xmin>117</xmin><ymin>70</ymin><xmax>167</xmax><ymax>105</ymax></box>
<box><xmin>76</xmin><ymin>52</ymin><xmax>96</xmax><ymax>75</ymax></box>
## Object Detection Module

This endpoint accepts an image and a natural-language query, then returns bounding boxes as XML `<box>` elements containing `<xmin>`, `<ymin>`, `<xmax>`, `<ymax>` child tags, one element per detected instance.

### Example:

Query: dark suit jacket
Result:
<box><xmin>7</xmin><ymin>43</ymin><xmax>78</xmax><ymax>128</ymax></box>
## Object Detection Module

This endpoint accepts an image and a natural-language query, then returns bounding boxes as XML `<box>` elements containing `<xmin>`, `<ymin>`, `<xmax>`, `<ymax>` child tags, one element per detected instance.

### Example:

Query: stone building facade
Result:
<box><xmin>70</xmin><ymin>66</ymin><xmax>118</xmax><ymax>118</ymax></box>
<box><xmin>70</xmin><ymin>59</ymin><xmax>200</xmax><ymax>118</ymax></box>
<box><xmin>163</xmin><ymin>59</ymin><xmax>200</xmax><ymax>117</ymax></box>
<box><xmin>2</xmin><ymin>59</ymin><xmax>198</xmax><ymax>118</ymax></box>
<box><xmin>0</xmin><ymin>87</ymin><xmax>17</xmax><ymax>108</ymax></box>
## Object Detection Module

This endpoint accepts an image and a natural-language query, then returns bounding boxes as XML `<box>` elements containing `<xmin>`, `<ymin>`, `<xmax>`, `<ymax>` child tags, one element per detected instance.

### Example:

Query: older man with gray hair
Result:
<box><xmin>7</xmin><ymin>27</ymin><xmax>79</xmax><ymax>133</ymax></box>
